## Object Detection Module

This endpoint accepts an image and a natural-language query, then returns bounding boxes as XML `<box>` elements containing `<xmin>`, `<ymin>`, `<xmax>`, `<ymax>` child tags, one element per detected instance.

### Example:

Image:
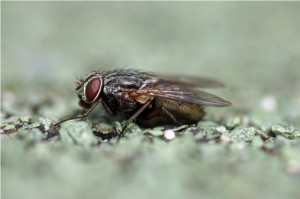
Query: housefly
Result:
<box><xmin>55</xmin><ymin>69</ymin><xmax>231</xmax><ymax>135</ymax></box>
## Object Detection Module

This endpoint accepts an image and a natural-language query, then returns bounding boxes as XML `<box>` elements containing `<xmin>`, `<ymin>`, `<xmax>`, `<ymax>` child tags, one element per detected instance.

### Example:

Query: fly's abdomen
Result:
<box><xmin>155</xmin><ymin>98</ymin><xmax>205</xmax><ymax>122</ymax></box>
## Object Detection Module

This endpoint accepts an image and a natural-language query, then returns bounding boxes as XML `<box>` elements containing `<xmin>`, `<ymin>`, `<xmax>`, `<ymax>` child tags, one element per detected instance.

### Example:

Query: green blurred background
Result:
<box><xmin>3</xmin><ymin>2</ymin><xmax>300</xmax><ymax>123</ymax></box>
<box><xmin>2</xmin><ymin>2</ymin><xmax>300</xmax><ymax>199</ymax></box>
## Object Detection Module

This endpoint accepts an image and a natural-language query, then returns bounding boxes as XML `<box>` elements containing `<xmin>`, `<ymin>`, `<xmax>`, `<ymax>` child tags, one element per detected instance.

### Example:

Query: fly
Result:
<box><xmin>54</xmin><ymin>69</ymin><xmax>231</xmax><ymax>135</ymax></box>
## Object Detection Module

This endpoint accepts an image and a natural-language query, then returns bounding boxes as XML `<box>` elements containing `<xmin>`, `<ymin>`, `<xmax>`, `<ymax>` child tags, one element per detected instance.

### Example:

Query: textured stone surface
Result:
<box><xmin>2</xmin><ymin>2</ymin><xmax>300</xmax><ymax>199</ymax></box>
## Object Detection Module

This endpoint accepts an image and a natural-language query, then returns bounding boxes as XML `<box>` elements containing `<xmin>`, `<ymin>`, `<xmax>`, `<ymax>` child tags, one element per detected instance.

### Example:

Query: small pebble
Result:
<box><xmin>228</xmin><ymin>127</ymin><xmax>256</xmax><ymax>142</ymax></box>
<box><xmin>215</xmin><ymin>126</ymin><xmax>227</xmax><ymax>134</ymax></box>
<box><xmin>164</xmin><ymin>129</ymin><xmax>176</xmax><ymax>140</ymax></box>
<box><xmin>261</xmin><ymin>95</ymin><xmax>277</xmax><ymax>112</ymax></box>
<box><xmin>225</xmin><ymin>117</ymin><xmax>241</xmax><ymax>130</ymax></box>
<box><xmin>271</xmin><ymin>123</ymin><xmax>300</xmax><ymax>139</ymax></box>
<box><xmin>147</xmin><ymin>129</ymin><xmax>164</xmax><ymax>136</ymax></box>
<box><xmin>251</xmin><ymin>136</ymin><xmax>264</xmax><ymax>148</ymax></box>
<box><xmin>220</xmin><ymin>134</ymin><xmax>231</xmax><ymax>142</ymax></box>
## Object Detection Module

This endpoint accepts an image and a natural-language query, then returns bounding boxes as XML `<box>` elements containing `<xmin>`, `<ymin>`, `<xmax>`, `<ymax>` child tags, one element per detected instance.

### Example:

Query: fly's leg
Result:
<box><xmin>119</xmin><ymin>100</ymin><xmax>152</xmax><ymax>136</ymax></box>
<box><xmin>161</xmin><ymin>107</ymin><xmax>182</xmax><ymax>126</ymax></box>
<box><xmin>145</xmin><ymin>107</ymin><xmax>181</xmax><ymax>126</ymax></box>
<box><xmin>101</xmin><ymin>99</ymin><xmax>117</xmax><ymax>116</ymax></box>
<box><xmin>54</xmin><ymin>100</ymin><xmax>100</xmax><ymax>126</ymax></box>
<box><xmin>46</xmin><ymin>100</ymin><xmax>100</xmax><ymax>140</ymax></box>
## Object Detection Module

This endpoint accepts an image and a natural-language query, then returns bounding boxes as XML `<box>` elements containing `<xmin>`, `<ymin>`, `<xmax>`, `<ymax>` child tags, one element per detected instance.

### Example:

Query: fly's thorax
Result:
<box><xmin>155</xmin><ymin>97</ymin><xmax>205</xmax><ymax>121</ymax></box>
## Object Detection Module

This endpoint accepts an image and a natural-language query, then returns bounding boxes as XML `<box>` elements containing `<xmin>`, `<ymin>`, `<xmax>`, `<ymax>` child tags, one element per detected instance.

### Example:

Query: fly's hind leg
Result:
<box><xmin>161</xmin><ymin>107</ymin><xmax>182</xmax><ymax>126</ymax></box>
<box><xmin>145</xmin><ymin>107</ymin><xmax>181</xmax><ymax>126</ymax></box>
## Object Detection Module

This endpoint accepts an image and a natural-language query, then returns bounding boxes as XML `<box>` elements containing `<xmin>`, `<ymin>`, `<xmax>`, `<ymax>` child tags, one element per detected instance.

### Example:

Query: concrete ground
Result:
<box><xmin>1</xmin><ymin>2</ymin><xmax>300</xmax><ymax>199</ymax></box>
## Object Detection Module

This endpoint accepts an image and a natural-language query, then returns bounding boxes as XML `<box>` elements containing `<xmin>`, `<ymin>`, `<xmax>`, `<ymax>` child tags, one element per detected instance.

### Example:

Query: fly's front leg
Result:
<box><xmin>119</xmin><ymin>100</ymin><xmax>152</xmax><ymax>136</ymax></box>
<box><xmin>47</xmin><ymin>100</ymin><xmax>101</xmax><ymax>140</ymax></box>
<box><xmin>101</xmin><ymin>100</ymin><xmax>117</xmax><ymax>116</ymax></box>
<box><xmin>53</xmin><ymin>100</ymin><xmax>100</xmax><ymax>126</ymax></box>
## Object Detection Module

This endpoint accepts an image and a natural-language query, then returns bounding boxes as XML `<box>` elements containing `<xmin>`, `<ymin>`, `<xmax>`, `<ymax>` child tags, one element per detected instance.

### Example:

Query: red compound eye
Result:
<box><xmin>85</xmin><ymin>77</ymin><xmax>102</xmax><ymax>102</ymax></box>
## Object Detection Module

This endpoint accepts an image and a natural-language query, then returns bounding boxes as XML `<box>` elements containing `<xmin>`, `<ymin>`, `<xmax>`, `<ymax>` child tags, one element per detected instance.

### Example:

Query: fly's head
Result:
<box><xmin>76</xmin><ymin>72</ymin><xmax>103</xmax><ymax>109</ymax></box>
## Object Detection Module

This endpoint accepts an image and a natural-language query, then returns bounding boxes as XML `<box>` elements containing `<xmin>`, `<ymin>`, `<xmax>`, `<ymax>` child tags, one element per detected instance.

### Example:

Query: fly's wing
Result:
<box><xmin>141</xmin><ymin>81</ymin><xmax>231</xmax><ymax>107</ymax></box>
<box><xmin>156</xmin><ymin>75</ymin><xmax>225</xmax><ymax>88</ymax></box>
